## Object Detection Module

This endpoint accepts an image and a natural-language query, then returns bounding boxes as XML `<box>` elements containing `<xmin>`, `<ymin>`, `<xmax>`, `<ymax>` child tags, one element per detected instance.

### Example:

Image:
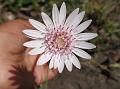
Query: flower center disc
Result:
<box><xmin>45</xmin><ymin>30</ymin><xmax>72</xmax><ymax>53</ymax></box>
<box><xmin>56</xmin><ymin>37</ymin><xmax>65</xmax><ymax>48</ymax></box>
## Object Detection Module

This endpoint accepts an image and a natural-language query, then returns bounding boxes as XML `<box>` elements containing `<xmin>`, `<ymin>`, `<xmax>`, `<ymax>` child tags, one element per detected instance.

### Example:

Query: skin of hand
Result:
<box><xmin>0</xmin><ymin>19</ymin><xmax>58</xmax><ymax>89</ymax></box>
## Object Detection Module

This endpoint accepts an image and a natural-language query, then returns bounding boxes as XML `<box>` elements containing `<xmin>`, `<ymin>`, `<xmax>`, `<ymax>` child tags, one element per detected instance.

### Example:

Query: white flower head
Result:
<box><xmin>23</xmin><ymin>2</ymin><xmax>98</xmax><ymax>73</ymax></box>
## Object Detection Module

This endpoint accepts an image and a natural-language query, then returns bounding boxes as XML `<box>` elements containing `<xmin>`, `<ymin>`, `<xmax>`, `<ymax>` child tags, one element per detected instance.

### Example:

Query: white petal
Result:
<box><xmin>29</xmin><ymin>19</ymin><xmax>47</xmax><ymax>33</ymax></box>
<box><xmin>69</xmin><ymin>53</ymin><xmax>81</xmax><ymax>69</ymax></box>
<box><xmin>23</xmin><ymin>30</ymin><xmax>45</xmax><ymax>38</ymax></box>
<box><xmin>28</xmin><ymin>46</ymin><xmax>46</xmax><ymax>55</ymax></box>
<box><xmin>62</xmin><ymin>54</ymin><xmax>68</xmax><ymax>61</ymax></box>
<box><xmin>52</xmin><ymin>4</ymin><xmax>59</xmax><ymax>27</ymax></box>
<box><xmin>64</xmin><ymin>8</ymin><xmax>79</xmax><ymax>29</ymax></box>
<box><xmin>41</xmin><ymin>12</ymin><xmax>54</xmax><ymax>29</ymax></box>
<box><xmin>71</xmin><ymin>11</ymin><xmax>85</xmax><ymax>29</ymax></box>
<box><xmin>72</xmin><ymin>20</ymin><xmax>92</xmax><ymax>34</ymax></box>
<box><xmin>74</xmin><ymin>41</ymin><xmax>96</xmax><ymax>49</ymax></box>
<box><xmin>58</xmin><ymin>58</ymin><xmax>64</xmax><ymax>73</ymax></box>
<box><xmin>65</xmin><ymin>59</ymin><xmax>72</xmax><ymax>72</ymax></box>
<box><xmin>59</xmin><ymin>2</ymin><xmax>66</xmax><ymax>26</ymax></box>
<box><xmin>37</xmin><ymin>52</ymin><xmax>53</xmax><ymax>65</ymax></box>
<box><xmin>49</xmin><ymin>55</ymin><xmax>55</xmax><ymax>69</ymax></box>
<box><xmin>74</xmin><ymin>33</ymin><xmax>98</xmax><ymax>41</ymax></box>
<box><xmin>72</xmin><ymin>48</ymin><xmax>91</xmax><ymax>59</ymax></box>
<box><xmin>26</xmin><ymin>35</ymin><xmax>37</xmax><ymax>39</ymax></box>
<box><xmin>23</xmin><ymin>40</ymin><xmax>44</xmax><ymax>48</ymax></box>
<box><xmin>54</xmin><ymin>54</ymin><xmax>60</xmax><ymax>69</ymax></box>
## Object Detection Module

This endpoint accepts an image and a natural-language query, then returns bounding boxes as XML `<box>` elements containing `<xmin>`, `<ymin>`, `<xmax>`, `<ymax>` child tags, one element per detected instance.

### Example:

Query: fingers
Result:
<box><xmin>48</xmin><ymin>68</ymin><xmax>58</xmax><ymax>80</ymax></box>
<box><xmin>0</xmin><ymin>19</ymin><xmax>32</xmax><ymax>43</ymax></box>
<box><xmin>24</xmin><ymin>50</ymin><xmax>58</xmax><ymax>85</ymax></box>
<box><xmin>34</xmin><ymin>64</ymin><xmax>58</xmax><ymax>85</ymax></box>
<box><xmin>0</xmin><ymin>19</ymin><xmax>31</xmax><ymax>33</ymax></box>
<box><xmin>0</xmin><ymin>19</ymin><xmax>33</xmax><ymax>56</ymax></box>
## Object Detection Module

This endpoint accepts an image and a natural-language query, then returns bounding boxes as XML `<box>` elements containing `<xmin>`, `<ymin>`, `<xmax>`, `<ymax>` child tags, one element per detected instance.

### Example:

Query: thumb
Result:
<box><xmin>24</xmin><ymin>49</ymin><xmax>58</xmax><ymax>85</ymax></box>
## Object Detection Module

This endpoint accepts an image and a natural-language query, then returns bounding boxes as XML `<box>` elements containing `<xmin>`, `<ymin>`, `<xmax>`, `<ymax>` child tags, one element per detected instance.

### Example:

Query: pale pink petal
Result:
<box><xmin>23</xmin><ymin>40</ymin><xmax>44</xmax><ymax>48</ymax></box>
<box><xmin>69</xmin><ymin>53</ymin><xmax>81</xmax><ymax>69</ymax></box>
<box><xmin>59</xmin><ymin>2</ymin><xmax>66</xmax><ymax>26</ymax></box>
<box><xmin>64</xmin><ymin>8</ymin><xmax>79</xmax><ymax>29</ymax></box>
<box><xmin>74</xmin><ymin>41</ymin><xmax>96</xmax><ymax>49</ymax></box>
<box><xmin>49</xmin><ymin>55</ymin><xmax>55</xmax><ymax>69</ymax></box>
<box><xmin>72</xmin><ymin>48</ymin><xmax>91</xmax><ymax>59</ymax></box>
<box><xmin>26</xmin><ymin>35</ymin><xmax>37</xmax><ymax>39</ymax></box>
<box><xmin>58</xmin><ymin>58</ymin><xmax>64</xmax><ymax>73</ymax></box>
<box><xmin>54</xmin><ymin>54</ymin><xmax>60</xmax><ymax>69</ymax></box>
<box><xmin>23</xmin><ymin>29</ymin><xmax>45</xmax><ymax>38</ymax></box>
<box><xmin>29</xmin><ymin>19</ymin><xmax>47</xmax><ymax>33</ymax></box>
<box><xmin>72</xmin><ymin>20</ymin><xmax>92</xmax><ymax>34</ymax></box>
<box><xmin>65</xmin><ymin>59</ymin><xmax>72</xmax><ymax>72</ymax></box>
<box><xmin>37</xmin><ymin>52</ymin><xmax>52</xmax><ymax>65</ymax></box>
<box><xmin>28</xmin><ymin>46</ymin><xmax>46</xmax><ymax>55</ymax></box>
<box><xmin>41</xmin><ymin>12</ymin><xmax>54</xmax><ymax>29</ymax></box>
<box><xmin>52</xmin><ymin>4</ymin><xmax>59</xmax><ymax>27</ymax></box>
<box><xmin>71</xmin><ymin>11</ymin><xmax>85</xmax><ymax>29</ymax></box>
<box><xmin>74</xmin><ymin>33</ymin><xmax>98</xmax><ymax>41</ymax></box>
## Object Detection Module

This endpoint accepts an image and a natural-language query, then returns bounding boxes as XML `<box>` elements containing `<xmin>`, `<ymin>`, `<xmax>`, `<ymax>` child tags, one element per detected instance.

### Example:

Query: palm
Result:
<box><xmin>0</xmin><ymin>20</ymin><xmax>57</xmax><ymax>89</ymax></box>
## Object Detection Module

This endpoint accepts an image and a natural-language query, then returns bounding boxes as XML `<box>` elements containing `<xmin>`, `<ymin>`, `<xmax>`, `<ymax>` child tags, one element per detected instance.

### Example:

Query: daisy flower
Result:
<box><xmin>23</xmin><ymin>2</ymin><xmax>98</xmax><ymax>73</ymax></box>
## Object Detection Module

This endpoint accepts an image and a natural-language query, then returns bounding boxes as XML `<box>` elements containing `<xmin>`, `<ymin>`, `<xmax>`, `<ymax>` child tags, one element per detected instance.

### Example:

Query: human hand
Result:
<box><xmin>0</xmin><ymin>19</ymin><xmax>58</xmax><ymax>89</ymax></box>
